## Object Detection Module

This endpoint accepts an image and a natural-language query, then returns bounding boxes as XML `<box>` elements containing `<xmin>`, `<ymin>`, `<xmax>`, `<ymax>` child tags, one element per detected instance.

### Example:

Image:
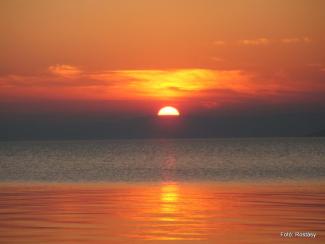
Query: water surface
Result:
<box><xmin>0</xmin><ymin>182</ymin><xmax>324</xmax><ymax>243</ymax></box>
<box><xmin>0</xmin><ymin>138</ymin><xmax>324</xmax><ymax>182</ymax></box>
<box><xmin>0</xmin><ymin>138</ymin><xmax>324</xmax><ymax>243</ymax></box>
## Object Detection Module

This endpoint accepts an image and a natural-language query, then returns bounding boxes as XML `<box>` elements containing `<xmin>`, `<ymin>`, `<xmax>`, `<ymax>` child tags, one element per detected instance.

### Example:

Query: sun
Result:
<box><xmin>158</xmin><ymin>106</ymin><xmax>180</xmax><ymax>116</ymax></box>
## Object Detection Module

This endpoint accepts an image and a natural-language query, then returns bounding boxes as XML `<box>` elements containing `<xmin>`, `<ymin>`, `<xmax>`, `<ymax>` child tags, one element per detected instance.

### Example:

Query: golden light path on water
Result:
<box><xmin>127</xmin><ymin>182</ymin><xmax>211</xmax><ymax>241</ymax></box>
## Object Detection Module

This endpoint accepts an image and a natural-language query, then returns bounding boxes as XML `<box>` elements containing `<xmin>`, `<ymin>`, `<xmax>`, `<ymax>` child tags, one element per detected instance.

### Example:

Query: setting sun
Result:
<box><xmin>158</xmin><ymin>106</ymin><xmax>180</xmax><ymax>116</ymax></box>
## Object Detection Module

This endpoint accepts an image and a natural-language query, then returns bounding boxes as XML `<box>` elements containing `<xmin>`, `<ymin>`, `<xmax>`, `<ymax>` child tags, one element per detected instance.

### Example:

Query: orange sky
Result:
<box><xmin>1</xmin><ymin>0</ymin><xmax>325</xmax><ymax>114</ymax></box>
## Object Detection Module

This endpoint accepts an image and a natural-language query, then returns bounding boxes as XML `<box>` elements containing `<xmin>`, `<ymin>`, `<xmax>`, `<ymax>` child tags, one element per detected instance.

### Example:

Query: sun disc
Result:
<box><xmin>158</xmin><ymin>106</ymin><xmax>180</xmax><ymax>116</ymax></box>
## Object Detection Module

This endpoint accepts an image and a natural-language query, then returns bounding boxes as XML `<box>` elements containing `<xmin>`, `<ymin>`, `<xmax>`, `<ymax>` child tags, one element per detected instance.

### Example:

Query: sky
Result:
<box><xmin>1</xmin><ymin>0</ymin><xmax>325</xmax><ymax>139</ymax></box>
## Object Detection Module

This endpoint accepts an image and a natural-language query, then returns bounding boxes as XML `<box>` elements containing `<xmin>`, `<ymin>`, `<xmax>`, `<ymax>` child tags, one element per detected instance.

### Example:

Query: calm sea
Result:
<box><xmin>0</xmin><ymin>138</ymin><xmax>324</xmax><ymax>243</ymax></box>
<box><xmin>0</xmin><ymin>138</ymin><xmax>324</xmax><ymax>182</ymax></box>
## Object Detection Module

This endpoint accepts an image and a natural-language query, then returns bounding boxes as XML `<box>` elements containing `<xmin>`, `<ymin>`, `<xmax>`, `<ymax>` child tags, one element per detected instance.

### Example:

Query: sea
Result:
<box><xmin>0</xmin><ymin>138</ymin><xmax>324</xmax><ymax>243</ymax></box>
<box><xmin>0</xmin><ymin>137</ymin><xmax>324</xmax><ymax>182</ymax></box>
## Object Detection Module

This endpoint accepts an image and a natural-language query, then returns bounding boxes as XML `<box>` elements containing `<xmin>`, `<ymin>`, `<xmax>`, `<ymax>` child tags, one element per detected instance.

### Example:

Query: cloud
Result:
<box><xmin>281</xmin><ymin>37</ymin><xmax>311</xmax><ymax>44</ymax></box>
<box><xmin>48</xmin><ymin>64</ymin><xmax>82</xmax><ymax>77</ymax></box>
<box><xmin>236</xmin><ymin>37</ymin><xmax>312</xmax><ymax>46</ymax></box>
<box><xmin>104</xmin><ymin>69</ymin><xmax>228</xmax><ymax>98</ymax></box>
<box><xmin>0</xmin><ymin>64</ymin><xmax>106</xmax><ymax>88</ymax></box>
<box><xmin>1</xmin><ymin>65</ymin><xmax>325</xmax><ymax>108</ymax></box>
<box><xmin>238</xmin><ymin>38</ymin><xmax>271</xmax><ymax>46</ymax></box>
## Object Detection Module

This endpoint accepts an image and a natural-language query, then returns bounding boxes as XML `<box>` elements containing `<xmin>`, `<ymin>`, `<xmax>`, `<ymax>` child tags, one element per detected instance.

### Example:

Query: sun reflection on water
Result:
<box><xmin>159</xmin><ymin>183</ymin><xmax>179</xmax><ymax>221</ymax></box>
<box><xmin>131</xmin><ymin>182</ymin><xmax>209</xmax><ymax>241</ymax></box>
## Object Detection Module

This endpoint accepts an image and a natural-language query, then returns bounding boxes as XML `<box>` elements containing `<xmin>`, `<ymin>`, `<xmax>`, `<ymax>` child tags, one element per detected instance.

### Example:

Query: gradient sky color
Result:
<box><xmin>1</xmin><ymin>0</ymin><xmax>325</xmax><ymax>139</ymax></box>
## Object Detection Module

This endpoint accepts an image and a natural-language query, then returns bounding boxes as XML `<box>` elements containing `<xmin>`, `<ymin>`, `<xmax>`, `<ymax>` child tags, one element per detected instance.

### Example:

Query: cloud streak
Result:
<box><xmin>238</xmin><ymin>38</ymin><xmax>271</xmax><ymax>46</ymax></box>
<box><xmin>281</xmin><ymin>37</ymin><xmax>311</xmax><ymax>44</ymax></box>
<box><xmin>1</xmin><ymin>64</ymin><xmax>325</xmax><ymax>109</ymax></box>
<box><xmin>214</xmin><ymin>37</ymin><xmax>313</xmax><ymax>46</ymax></box>
<box><xmin>48</xmin><ymin>64</ymin><xmax>82</xmax><ymax>78</ymax></box>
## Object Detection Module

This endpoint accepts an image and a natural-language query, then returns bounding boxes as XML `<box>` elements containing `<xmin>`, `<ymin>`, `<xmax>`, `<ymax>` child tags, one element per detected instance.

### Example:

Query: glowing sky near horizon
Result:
<box><xmin>1</xmin><ymin>0</ymin><xmax>325</xmax><ymax>115</ymax></box>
